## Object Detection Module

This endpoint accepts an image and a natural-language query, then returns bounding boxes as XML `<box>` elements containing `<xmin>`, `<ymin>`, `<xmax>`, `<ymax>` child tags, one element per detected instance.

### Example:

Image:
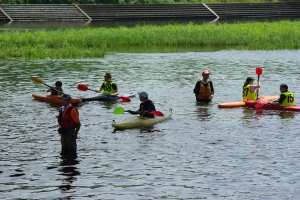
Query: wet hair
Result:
<box><xmin>280</xmin><ymin>84</ymin><xmax>288</xmax><ymax>90</ymax></box>
<box><xmin>55</xmin><ymin>81</ymin><xmax>62</xmax><ymax>86</ymax></box>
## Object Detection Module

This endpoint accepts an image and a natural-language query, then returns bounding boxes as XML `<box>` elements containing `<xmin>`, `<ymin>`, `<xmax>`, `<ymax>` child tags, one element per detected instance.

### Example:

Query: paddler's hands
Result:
<box><xmin>127</xmin><ymin>110</ymin><xmax>133</xmax><ymax>114</ymax></box>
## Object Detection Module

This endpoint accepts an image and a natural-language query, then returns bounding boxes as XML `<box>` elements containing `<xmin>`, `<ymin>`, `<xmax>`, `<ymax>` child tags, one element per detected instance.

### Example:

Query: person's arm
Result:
<box><xmin>70</xmin><ymin>108</ymin><xmax>81</xmax><ymax>137</ymax></box>
<box><xmin>95</xmin><ymin>83</ymin><xmax>104</xmax><ymax>92</ymax></box>
<box><xmin>110</xmin><ymin>84</ymin><xmax>119</xmax><ymax>96</ymax></box>
<box><xmin>270</xmin><ymin>94</ymin><xmax>285</xmax><ymax>106</ymax></box>
<box><xmin>193</xmin><ymin>82</ymin><xmax>200</xmax><ymax>95</ymax></box>
<box><xmin>210</xmin><ymin>81</ymin><xmax>214</xmax><ymax>95</ymax></box>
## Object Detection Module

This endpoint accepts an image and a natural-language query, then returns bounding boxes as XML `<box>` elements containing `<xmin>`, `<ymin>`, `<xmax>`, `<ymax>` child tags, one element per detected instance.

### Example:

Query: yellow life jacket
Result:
<box><xmin>103</xmin><ymin>81</ymin><xmax>116</xmax><ymax>95</ymax></box>
<box><xmin>242</xmin><ymin>84</ymin><xmax>257</xmax><ymax>101</ymax></box>
<box><xmin>280</xmin><ymin>91</ymin><xmax>294</xmax><ymax>106</ymax></box>
<box><xmin>197</xmin><ymin>81</ymin><xmax>212</xmax><ymax>99</ymax></box>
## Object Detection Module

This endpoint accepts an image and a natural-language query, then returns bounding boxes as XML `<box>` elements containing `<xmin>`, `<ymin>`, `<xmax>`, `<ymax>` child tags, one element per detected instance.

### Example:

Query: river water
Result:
<box><xmin>0</xmin><ymin>50</ymin><xmax>299</xmax><ymax>199</ymax></box>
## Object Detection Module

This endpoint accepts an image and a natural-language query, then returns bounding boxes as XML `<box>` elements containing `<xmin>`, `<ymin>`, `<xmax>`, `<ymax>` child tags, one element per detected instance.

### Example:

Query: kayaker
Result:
<box><xmin>94</xmin><ymin>72</ymin><xmax>119</xmax><ymax>96</ymax></box>
<box><xmin>193</xmin><ymin>70</ymin><xmax>214</xmax><ymax>102</ymax></box>
<box><xmin>47</xmin><ymin>81</ymin><xmax>63</xmax><ymax>95</ymax></box>
<box><xmin>57</xmin><ymin>94</ymin><xmax>81</xmax><ymax>152</ymax></box>
<box><xmin>269</xmin><ymin>84</ymin><xmax>294</xmax><ymax>106</ymax></box>
<box><xmin>242</xmin><ymin>77</ymin><xmax>260</xmax><ymax>101</ymax></box>
<box><xmin>127</xmin><ymin>91</ymin><xmax>156</xmax><ymax>118</ymax></box>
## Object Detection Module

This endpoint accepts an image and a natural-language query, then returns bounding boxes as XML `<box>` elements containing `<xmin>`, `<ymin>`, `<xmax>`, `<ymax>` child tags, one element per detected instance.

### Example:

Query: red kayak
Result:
<box><xmin>32</xmin><ymin>94</ymin><xmax>82</xmax><ymax>105</ymax></box>
<box><xmin>245</xmin><ymin>99</ymin><xmax>300</xmax><ymax>112</ymax></box>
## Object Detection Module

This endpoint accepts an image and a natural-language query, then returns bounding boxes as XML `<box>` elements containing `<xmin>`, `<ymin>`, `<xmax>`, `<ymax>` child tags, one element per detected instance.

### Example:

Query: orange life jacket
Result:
<box><xmin>58</xmin><ymin>106</ymin><xmax>79</xmax><ymax>128</ymax></box>
<box><xmin>197</xmin><ymin>81</ymin><xmax>212</xmax><ymax>99</ymax></box>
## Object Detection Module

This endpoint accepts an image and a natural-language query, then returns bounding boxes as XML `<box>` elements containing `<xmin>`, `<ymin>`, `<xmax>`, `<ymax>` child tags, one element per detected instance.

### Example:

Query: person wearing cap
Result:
<box><xmin>127</xmin><ymin>91</ymin><xmax>156</xmax><ymax>118</ymax></box>
<box><xmin>47</xmin><ymin>81</ymin><xmax>63</xmax><ymax>95</ymax></box>
<box><xmin>242</xmin><ymin>77</ymin><xmax>260</xmax><ymax>101</ymax></box>
<box><xmin>193</xmin><ymin>70</ymin><xmax>214</xmax><ymax>102</ymax></box>
<box><xmin>57</xmin><ymin>94</ymin><xmax>81</xmax><ymax>152</ymax></box>
<box><xmin>94</xmin><ymin>72</ymin><xmax>119</xmax><ymax>96</ymax></box>
<box><xmin>269</xmin><ymin>84</ymin><xmax>294</xmax><ymax>106</ymax></box>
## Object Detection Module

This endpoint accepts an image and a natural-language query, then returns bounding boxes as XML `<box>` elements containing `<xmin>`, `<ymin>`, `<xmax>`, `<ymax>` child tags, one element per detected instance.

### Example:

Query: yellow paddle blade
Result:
<box><xmin>31</xmin><ymin>77</ymin><xmax>44</xmax><ymax>84</ymax></box>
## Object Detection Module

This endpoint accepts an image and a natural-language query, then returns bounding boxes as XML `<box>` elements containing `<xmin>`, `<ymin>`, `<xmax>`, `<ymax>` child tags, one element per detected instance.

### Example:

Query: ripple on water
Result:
<box><xmin>0</xmin><ymin>50</ymin><xmax>300</xmax><ymax>199</ymax></box>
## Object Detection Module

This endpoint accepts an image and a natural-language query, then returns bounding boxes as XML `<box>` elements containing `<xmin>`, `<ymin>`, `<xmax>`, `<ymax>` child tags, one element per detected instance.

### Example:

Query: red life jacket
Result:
<box><xmin>58</xmin><ymin>106</ymin><xmax>79</xmax><ymax>128</ymax></box>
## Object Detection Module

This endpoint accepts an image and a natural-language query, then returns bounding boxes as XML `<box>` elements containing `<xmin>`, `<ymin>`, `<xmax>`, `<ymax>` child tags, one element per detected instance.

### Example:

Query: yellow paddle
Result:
<box><xmin>31</xmin><ymin>77</ymin><xmax>63</xmax><ymax>95</ymax></box>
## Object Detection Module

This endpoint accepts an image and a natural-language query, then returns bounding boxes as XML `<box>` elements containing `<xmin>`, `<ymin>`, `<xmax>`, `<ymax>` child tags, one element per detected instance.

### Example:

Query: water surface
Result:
<box><xmin>0</xmin><ymin>50</ymin><xmax>299</xmax><ymax>199</ymax></box>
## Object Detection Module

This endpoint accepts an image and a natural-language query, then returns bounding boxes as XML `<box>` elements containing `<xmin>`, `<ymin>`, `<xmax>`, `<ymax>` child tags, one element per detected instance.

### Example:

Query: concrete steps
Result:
<box><xmin>206</xmin><ymin>2</ymin><xmax>300</xmax><ymax>18</ymax></box>
<box><xmin>0</xmin><ymin>4</ymin><xmax>89</xmax><ymax>21</ymax></box>
<box><xmin>0</xmin><ymin>3</ymin><xmax>300</xmax><ymax>22</ymax></box>
<box><xmin>77</xmin><ymin>4</ymin><xmax>215</xmax><ymax>20</ymax></box>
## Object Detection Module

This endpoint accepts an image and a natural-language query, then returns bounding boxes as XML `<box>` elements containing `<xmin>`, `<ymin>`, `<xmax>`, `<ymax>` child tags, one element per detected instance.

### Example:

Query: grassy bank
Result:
<box><xmin>0</xmin><ymin>20</ymin><xmax>299</xmax><ymax>59</ymax></box>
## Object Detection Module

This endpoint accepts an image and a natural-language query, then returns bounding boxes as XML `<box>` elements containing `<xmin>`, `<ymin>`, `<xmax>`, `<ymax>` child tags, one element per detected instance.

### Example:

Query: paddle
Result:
<box><xmin>255</xmin><ymin>68</ymin><xmax>263</xmax><ymax>99</ymax></box>
<box><xmin>77</xmin><ymin>83</ymin><xmax>131</xmax><ymax>102</ymax></box>
<box><xmin>113</xmin><ymin>107</ymin><xmax>164</xmax><ymax>116</ymax></box>
<box><xmin>31</xmin><ymin>77</ymin><xmax>63</xmax><ymax>95</ymax></box>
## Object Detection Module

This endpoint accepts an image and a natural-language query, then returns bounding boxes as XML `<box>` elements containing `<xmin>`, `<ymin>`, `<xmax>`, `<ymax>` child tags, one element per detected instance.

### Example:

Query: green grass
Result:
<box><xmin>0</xmin><ymin>20</ymin><xmax>299</xmax><ymax>59</ymax></box>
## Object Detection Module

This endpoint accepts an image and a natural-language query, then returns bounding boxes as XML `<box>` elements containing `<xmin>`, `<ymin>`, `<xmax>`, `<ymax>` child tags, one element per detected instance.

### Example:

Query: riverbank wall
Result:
<box><xmin>0</xmin><ymin>2</ymin><xmax>299</xmax><ymax>22</ymax></box>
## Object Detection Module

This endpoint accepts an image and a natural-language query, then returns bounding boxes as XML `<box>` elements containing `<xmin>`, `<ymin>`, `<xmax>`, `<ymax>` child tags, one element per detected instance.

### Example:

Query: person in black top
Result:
<box><xmin>47</xmin><ymin>81</ymin><xmax>63</xmax><ymax>95</ymax></box>
<box><xmin>193</xmin><ymin>70</ymin><xmax>214</xmax><ymax>102</ymax></box>
<box><xmin>127</xmin><ymin>91</ymin><xmax>156</xmax><ymax>118</ymax></box>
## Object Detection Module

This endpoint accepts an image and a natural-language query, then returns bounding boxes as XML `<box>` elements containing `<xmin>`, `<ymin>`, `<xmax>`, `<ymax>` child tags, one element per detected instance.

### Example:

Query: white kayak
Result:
<box><xmin>112</xmin><ymin>109</ymin><xmax>172</xmax><ymax>129</ymax></box>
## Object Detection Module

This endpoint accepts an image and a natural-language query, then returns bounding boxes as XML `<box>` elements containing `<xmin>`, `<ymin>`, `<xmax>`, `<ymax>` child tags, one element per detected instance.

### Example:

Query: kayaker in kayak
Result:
<box><xmin>269</xmin><ymin>84</ymin><xmax>294</xmax><ymax>106</ymax></box>
<box><xmin>193</xmin><ymin>70</ymin><xmax>214</xmax><ymax>102</ymax></box>
<box><xmin>242</xmin><ymin>77</ymin><xmax>260</xmax><ymax>101</ymax></box>
<box><xmin>94</xmin><ymin>72</ymin><xmax>119</xmax><ymax>96</ymax></box>
<box><xmin>57</xmin><ymin>94</ymin><xmax>81</xmax><ymax>152</ymax></box>
<box><xmin>47</xmin><ymin>81</ymin><xmax>63</xmax><ymax>95</ymax></box>
<box><xmin>127</xmin><ymin>91</ymin><xmax>156</xmax><ymax>118</ymax></box>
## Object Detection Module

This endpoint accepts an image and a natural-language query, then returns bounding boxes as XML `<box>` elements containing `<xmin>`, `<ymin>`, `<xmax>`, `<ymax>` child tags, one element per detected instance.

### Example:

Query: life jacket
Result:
<box><xmin>103</xmin><ymin>81</ymin><xmax>116</xmax><ymax>95</ymax></box>
<box><xmin>280</xmin><ymin>91</ymin><xmax>294</xmax><ymax>106</ymax></box>
<box><xmin>58</xmin><ymin>106</ymin><xmax>79</xmax><ymax>128</ymax></box>
<box><xmin>197</xmin><ymin>81</ymin><xmax>212</xmax><ymax>99</ymax></box>
<box><xmin>242</xmin><ymin>84</ymin><xmax>257</xmax><ymax>101</ymax></box>
<box><xmin>51</xmin><ymin>88</ymin><xmax>63</xmax><ymax>95</ymax></box>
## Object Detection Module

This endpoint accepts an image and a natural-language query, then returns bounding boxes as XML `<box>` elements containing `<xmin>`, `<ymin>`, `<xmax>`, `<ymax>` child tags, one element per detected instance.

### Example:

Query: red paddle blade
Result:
<box><xmin>77</xmin><ymin>83</ymin><xmax>89</xmax><ymax>91</ymax></box>
<box><xmin>150</xmin><ymin>111</ymin><xmax>164</xmax><ymax>116</ymax></box>
<box><xmin>119</xmin><ymin>96</ymin><xmax>131</xmax><ymax>102</ymax></box>
<box><xmin>256</xmin><ymin>68</ymin><xmax>263</xmax><ymax>76</ymax></box>
<box><xmin>255</xmin><ymin>103</ymin><xmax>264</xmax><ymax>110</ymax></box>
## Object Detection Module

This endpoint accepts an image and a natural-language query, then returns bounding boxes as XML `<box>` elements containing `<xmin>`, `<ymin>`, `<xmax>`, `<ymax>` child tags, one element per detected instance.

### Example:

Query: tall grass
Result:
<box><xmin>0</xmin><ymin>20</ymin><xmax>299</xmax><ymax>59</ymax></box>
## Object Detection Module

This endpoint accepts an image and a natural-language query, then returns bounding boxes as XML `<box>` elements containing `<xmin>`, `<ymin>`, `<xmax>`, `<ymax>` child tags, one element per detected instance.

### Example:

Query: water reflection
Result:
<box><xmin>59</xmin><ymin>150</ymin><xmax>80</xmax><ymax>192</ymax></box>
<box><xmin>196</xmin><ymin>102</ymin><xmax>212</xmax><ymax>121</ymax></box>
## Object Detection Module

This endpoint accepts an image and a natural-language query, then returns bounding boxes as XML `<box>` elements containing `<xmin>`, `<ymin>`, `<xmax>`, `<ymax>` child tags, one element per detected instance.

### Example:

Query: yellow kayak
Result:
<box><xmin>112</xmin><ymin>110</ymin><xmax>172</xmax><ymax>129</ymax></box>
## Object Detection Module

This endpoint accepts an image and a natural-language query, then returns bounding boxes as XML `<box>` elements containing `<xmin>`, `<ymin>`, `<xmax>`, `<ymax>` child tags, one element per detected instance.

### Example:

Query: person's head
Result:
<box><xmin>202</xmin><ymin>70</ymin><xmax>211</xmax><ymax>80</ymax></box>
<box><xmin>244</xmin><ymin>77</ymin><xmax>255</xmax><ymax>87</ymax></box>
<box><xmin>280</xmin><ymin>84</ymin><xmax>288</xmax><ymax>92</ymax></box>
<box><xmin>104</xmin><ymin>72</ymin><xmax>112</xmax><ymax>82</ymax></box>
<box><xmin>60</xmin><ymin>94</ymin><xmax>72</xmax><ymax>106</ymax></box>
<box><xmin>55</xmin><ymin>81</ymin><xmax>62</xmax><ymax>88</ymax></box>
<box><xmin>138</xmin><ymin>91</ymin><xmax>148</xmax><ymax>101</ymax></box>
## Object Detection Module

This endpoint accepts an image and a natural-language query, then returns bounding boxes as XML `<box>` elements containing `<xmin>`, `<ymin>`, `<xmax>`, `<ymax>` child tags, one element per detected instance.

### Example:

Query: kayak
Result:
<box><xmin>218</xmin><ymin>96</ymin><xmax>279</xmax><ymax>108</ymax></box>
<box><xmin>32</xmin><ymin>94</ymin><xmax>82</xmax><ymax>105</ymax></box>
<box><xmin>112</xmin><ymin>109</ymin><xmax>172</xmax><ymax>129</ymax></box>
<box><xmin>245</xmin><ymin>99</ymin><xmax>300</xmax><ymax>111</ymax></box>
<box><xmin>81</xmin><ymin>93</ymin><xmax>136</xmax><ymax>102</ymax></box>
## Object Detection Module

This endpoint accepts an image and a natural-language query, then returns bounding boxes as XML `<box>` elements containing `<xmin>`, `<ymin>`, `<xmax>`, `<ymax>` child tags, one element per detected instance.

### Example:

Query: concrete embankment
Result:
<box><xmin>0</xmin><ymin>2</ymin><xmax>299</xmax><ymax>22</ymax></box>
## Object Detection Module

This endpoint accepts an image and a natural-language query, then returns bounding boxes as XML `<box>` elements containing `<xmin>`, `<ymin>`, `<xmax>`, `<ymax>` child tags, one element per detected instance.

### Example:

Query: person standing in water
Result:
<box><xmin>242</xmin><ymin>77</ymin><xmax>260</xmax><ymax>101</ymax></box>
<box><xmin>193</xmin><ymin>70</ymin><xmax>214</xmax><ymax>102</ymax></box>
<box><xmin>57</xmin><ymin>94</ymin><xmax>81</xmax><ymax>152</ymax></box>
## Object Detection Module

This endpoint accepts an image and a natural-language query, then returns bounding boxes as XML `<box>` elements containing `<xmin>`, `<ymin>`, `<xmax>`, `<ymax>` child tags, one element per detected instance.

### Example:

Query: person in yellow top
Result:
<box><xmin>193</xmin><ymin>70</ymin><xmax>214</xmax><ymax>102</ymax></box>
<box><xmin>94</xmin><ymin>72</ymin><xmax>119</xmax><ymax>96</ymax></box>
<box><xmin>270</xmin><ymin>84</ymin><xmax>294</xmax><ymax>106</ymax></box>
<box><xmin>242</xmin><ymin>77</ymin><xmax>260</xmax><ymax>101</ymax></box>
